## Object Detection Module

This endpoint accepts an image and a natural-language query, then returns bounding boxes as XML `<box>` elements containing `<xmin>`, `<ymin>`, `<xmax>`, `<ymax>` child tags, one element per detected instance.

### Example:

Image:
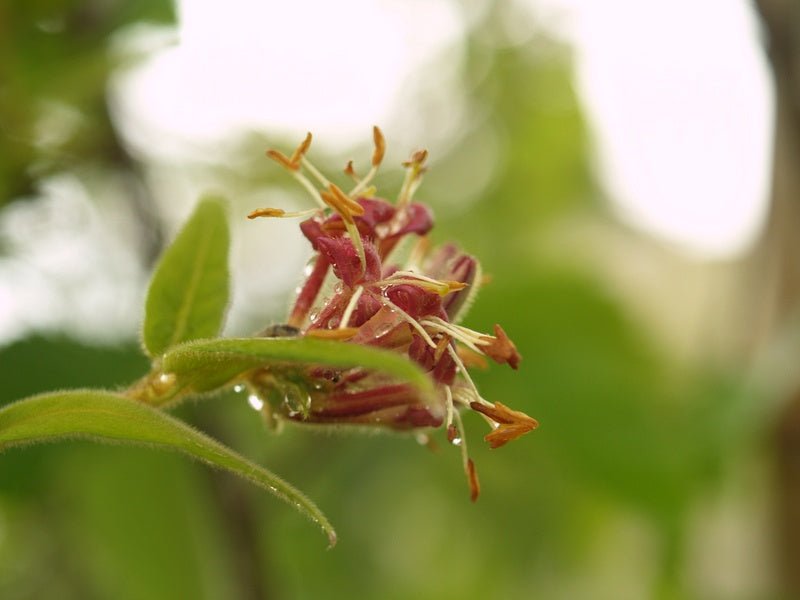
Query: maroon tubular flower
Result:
<box><xmin>246</xmin><ymin>127</ymin><xmax>537</xmax><ymax>501</ymax></box>
<box><xmin>316</xmin><ymin>236</ymin><xmax>381</xmax><ymax>288</ymax></box>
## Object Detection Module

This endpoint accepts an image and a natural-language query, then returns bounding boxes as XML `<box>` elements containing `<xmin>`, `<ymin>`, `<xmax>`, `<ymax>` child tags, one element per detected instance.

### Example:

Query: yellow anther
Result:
<box><xmin>305</xmin><ymin>327</ymin><xmax>359</xmax><ymax>340</ymax></box>
<box><xmin>248</xmin><ymin>207</ymin><xmax>320</xmax><ymax>220</ymax></box>
<box><xmin>320</xmin><ymin>189</ymin><xmax>353</xmax><ymax>223</ymax></box>
<box><xmin>469</xmin><ymin>401</ymin><xmax>538</xmax><ymax>449</ymax></box>
<box><xmin>402</xmin><ymin>149</ymin><xmax>428</xmax><ymax>168</ymax></box>
<box><xmin>434</xmin><ymin>334</ymin><xmax>451</xmax><ymax>362</ymax></box>
<box><xmin>248</xmin><ymin>207</ymin><xmax>285</xmax><ymax>219</ymax></box>
<box><xmin>445</xmin><ymin>280</ymin><xmax>468</xmax><ymax>293</ymax></box>
<box><xmin>265</xmin><ymin>149</ymin><xmax>298</xmax><ymax>171</ymax></box>
<box><xmin>381</xmin><ymin>271</ymin><xmax>467</xmax><ymax>296</ymax></box>
<box><xmin>398</xmin><ymin>149</ymin><xmax>429</xmax><ymax>207</ymax></box>
<box><xmin>344</xmin><ymin>160</ymin><xmax>358</xmax><ymax>180</ymax></box>
<box><xmin>372</xmin><ymin>126</ymin><xmax>386</xmax><ymax>166</ymax></box>
<box><xmin>290</xmin><ymin>132</ymin><xmax>313</xmax><ymax>164</ymax></box>
<box><xmin>319</xmin><ymin>188</ymin><xmax>367</xmax><ymax>274</ymax></box>
<box><xmin>457</xmin><ymin>345</ymin><xmax>489</xmax><ymax>369</ymax></box>
<box><xmin>349</xmin><ymin>126</ymin><xmax>385</xmax><ymax>197</ymax></box>
<box><xmin>328</xmin><ymin>183</ymin><xmax>365</xmax><ymax>216</ymax></box>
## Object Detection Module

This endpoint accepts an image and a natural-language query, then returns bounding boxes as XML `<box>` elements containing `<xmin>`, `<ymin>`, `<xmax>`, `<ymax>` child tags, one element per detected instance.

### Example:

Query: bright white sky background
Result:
<box><xmin>0</xmin><ymin>0</ymin><xmax>775</xmax><ymax>344</ymax></box>
<box><xmin>114</xmin><ymin>0</ymin><xmax>773</xmax><ymax>257</ymax></box>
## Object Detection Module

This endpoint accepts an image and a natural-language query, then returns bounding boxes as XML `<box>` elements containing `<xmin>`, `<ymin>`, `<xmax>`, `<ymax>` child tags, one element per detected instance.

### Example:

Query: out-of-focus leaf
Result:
<box><xmin>0</xmin><ymin>337</ymin><xmax>149</xmax><ymax>497</ymax></box>
<box><xmin>0</xmin><ymin>390</ymin><xmax>336</xmax><ymax>546</ymax></box>
<box><xmin>143</xmin><ymin>197</ymin><xmax>230</xmax><ymax>357</ymax></box>
<box><xmin>161</xmin><ymin>337</ymin><xmax>434</xmax><ymax>399</ymax></box>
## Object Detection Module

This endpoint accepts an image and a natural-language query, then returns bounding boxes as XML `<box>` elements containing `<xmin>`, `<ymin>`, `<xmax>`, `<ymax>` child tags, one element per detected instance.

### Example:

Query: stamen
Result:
<box><xmin>432</xmin><ymin>317</ymin><xmax>489</xmax><ymax>345</ymax></box>
<box><xmin>479</xmin><ymin>323</ymin><xmax>522</xmax><ymax>370</ymax></box>
<box><xmin>247</xmin><ymin>207</ymin><xmax>320</xmax><ymax>219</ymax></box>
<box><xmin>320</xmin><ymin>189</ymin><xmax>349</xmax><ymax>221</ymax></box>
<box><xmin>300</xmin><ymin>156</ymin><xmax>333</xmax><ymax>189</ymax></box>
<box><xmin>348</xmin><ymin>126</ymin><xmax>386</xmax><ymax>198</ymax></box>
<box><xmin>305</xmin><ymin>327</ymin><xmax>359</xmax><ymax>340</ymax></box>
<box><xmin>339</xmin><ymin>286</ymin><xmax>364</xmax><ymax>329</ymax></box>
<box><xmin>377</xmin><ymin>277</ymin><xmax>448</xmax><ymax>295</ymax></box>
<box><xmin>402</xmin><ymin>149</ymin><xmax>428</xmax><ymax>168</ymax></box>
<box><xmin>421</xmin><ymin>316</ymin><xmax>486</xmax><ymax>354</ymax></box>
<box><xmin>248</xmin><ymin>207</ymin><xmax>285</xmax><ymax>218</ymax></box>
<box><xmin>451</xmin><ymin>386</ymin><xmax>479</xmax><ymax>407</ymax></box>
<box><xmin>452</xmin><ymin>408</ymin><xmax>480</xmax><ymax>501</ymax></box>
<box><xmin>328</xmin><ymin>183</ymin><xmax>365</xmax><ymax>216</ymax></box>
<box><xmin>344</xmin><ymin>219</ymin><xmax>367</xmax><ymax>274</ymax></box>
<box><xmin>469</xmin><ymin>401</ymin><xmax>539</xmax><ymax>449</ymax></box>
<box><xmin>446</xmin><ymin>343</ymin><xmax>492</xmax><ymax>409</ymax></box>
<box><xmin>467</xmin><ymin>457</ymin><xmax>480</xmax><ymax>502</ymax></box>
<box><xmin>349</xmin><ymin>166</ymin><xmax>378</xmax><ymax>198</ymax></box>
<box><xmin>383</xmin><ymin>270</ymin><xmax>467</xmax><ymax>296</ymax></box>
<box><xmin>457</xmin><ymin>345</ymin><xmax>489</xmax><ymax>369</ymax></box>
<box><xmin>265</xmin><ymin>136</ymin><xmax>327</xmax><ymax>211</ymax></box>
<box><xmin>447</xmin><ymin>424</ymin><xmax>459</xmax><ymax>443</ymax></box>
<box><xmin>452</xmin><ymin>408</ymin><xmax>469</xmax><ymax>465</ymax></box>
<box><xmin>319</xmin><ymin>186</ymin><xmax>367</xmax><ymax>274</ymax></box>
<box><xmin>371</xmin><ymin>125</ymin><xmax>386</xmax><ymax>167</ymax></box>
<box><xmin>289</xmin><ymin>132</ymin><xmax>313</xmax><ymax>165</ymax></box>
<box><xmin>344</xmin><ymin>160</ymin><xmax>359</xmax><ymax>181</ymax></box>
<box><xmin>376</xmin><ymin>294</ymin><xmax>437</xmax><ymax>349</ymax></box>
<box><xmin>433</xmin><ymin>334</ymin><xmax>451</xmax><ymax>363</ymax></box>
<box><xmin>266</xmin><ymin>149</ymin><xmax>297</xmax><ymax>171</ymax></box>
<box><xmin>444</xmin><ymin>384</ymin><xmax>455</xmax><ymax>429</ymax></box>
<box><xmin>290</xmin><ymin>171</ymin><xmax>327</xmax><ymax>209</ymax></box>
<box><xmin>452</xmin><ymin>385</ymin><xmax>496</xmax><ymax>429</ymax></box>
<box><xmin>397</xmin><ymin>168</ymin><xmax>415</xmax><ymax>209</ymax></box>
<box><xmin>398</xmin><ymin>149</ymin><xmax>428</xmax><ymax>208</ymax></box>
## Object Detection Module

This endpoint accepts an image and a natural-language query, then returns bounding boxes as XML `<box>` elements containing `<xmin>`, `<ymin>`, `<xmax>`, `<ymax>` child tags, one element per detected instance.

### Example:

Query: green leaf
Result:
<box><xmin>162</xmin><ymin>337</ymin><xmax>434</xmax><ymax>399</ymax></box>
<box><xmin>0</xmin><ymin>390</ymin><xmax>336</xmax><ymax>547</ymax></box>
<box><xmin>143</xmin><ymin>197</ymin><xmax>230</xmax><ymax>358</ymax></box>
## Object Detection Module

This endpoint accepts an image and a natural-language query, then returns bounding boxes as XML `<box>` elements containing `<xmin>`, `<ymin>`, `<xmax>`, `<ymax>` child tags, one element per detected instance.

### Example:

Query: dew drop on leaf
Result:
<box><xmin>247</xmin><ymin>393</ymin><xmax>265</xmax><ymax>411</ymax></box>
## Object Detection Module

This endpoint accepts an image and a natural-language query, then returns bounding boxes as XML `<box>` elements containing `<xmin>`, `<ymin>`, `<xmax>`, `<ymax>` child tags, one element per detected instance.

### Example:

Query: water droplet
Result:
<box><xmin>304</xmin><ymin>260</ymin><xmax>315</xmax><ymax>276</ymax></box>
<box><xmin>334</xmin><ymin>283</ymin><xmax>343</xmax><ymax>294</ymax></box>
<box><xmin>294</xmin><ymin>286</ymin><xmax>303</xmax><ymax>295</ymax></box>
<box><xmin>247</xmin><ymin>394</ymin><xmax>264</xmax><ymax>411</ymax></box>
<box><xmin>450</xmin><ymin>436</ymin><xmax>463</xmax><ymax>446</ymax></box>
<box><xmin>233</xmin><ymin>384</ymin><xmax>244</xmax><ymax>393</ymax></box>
<box><xmin>374</xmin><ymin>323</ymin><xmax>393</xmax><ymax>338</ymax></box>
<box><xmin>282</xmin><ymin>386</ymin><xmax>311</xmax><ymax>417</ymax></box>
<box><xmin>309</xmin><ymin>311</ymin><xmax>318</xmax><ymax>323</ymax></box>
<box><xmin>415</xmin><ymin>433</ymin><xmax>430</xmax><ymax>446</ymax></box>
<box><xmin>328</xmin><ymin>316</ymin><xmax>340</xmax><ymax>328</ymax></box>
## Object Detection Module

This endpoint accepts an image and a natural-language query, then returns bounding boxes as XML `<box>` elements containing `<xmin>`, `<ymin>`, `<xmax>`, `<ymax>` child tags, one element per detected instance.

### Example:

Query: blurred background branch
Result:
<box><xmin>754</xmin><ymin>1</ymin><xmax>800</xmax><ymax>596</ymax></box>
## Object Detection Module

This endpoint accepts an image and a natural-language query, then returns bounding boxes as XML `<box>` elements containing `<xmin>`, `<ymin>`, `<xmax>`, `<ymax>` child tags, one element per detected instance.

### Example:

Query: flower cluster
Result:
<box><xmin>247</xmin><ymin>128</ymin><xmax>537</xmax><ymax>500</ymax></box>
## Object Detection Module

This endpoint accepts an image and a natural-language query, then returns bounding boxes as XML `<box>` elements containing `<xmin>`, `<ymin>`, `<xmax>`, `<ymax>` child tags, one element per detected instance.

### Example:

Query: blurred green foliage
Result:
<box><xmin>0</xmin><ymin>0</ymin><xmax>174</xmax><ymax>205</ymax></box>
<box><xmin>0</xmin><ymin>2</ymin><xmax>765</xmax><ymax>599</ymax></box>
